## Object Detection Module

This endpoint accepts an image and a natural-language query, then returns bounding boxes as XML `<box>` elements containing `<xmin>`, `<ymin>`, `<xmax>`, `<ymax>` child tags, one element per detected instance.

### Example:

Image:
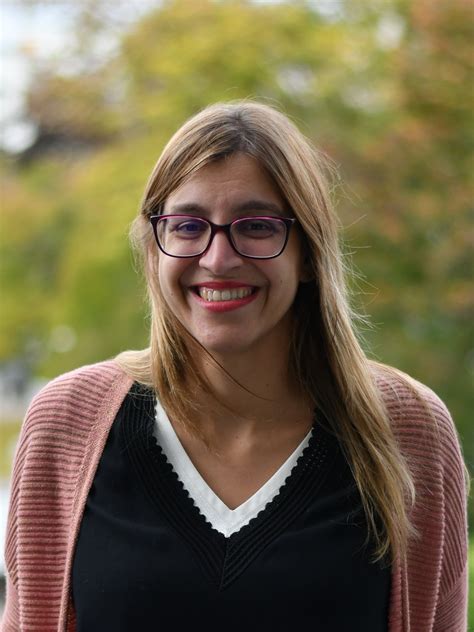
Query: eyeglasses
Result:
<box><xmin>149</xmin><ymin>214</ymin><xmax>296</xmax><ymax>259</ymax></box>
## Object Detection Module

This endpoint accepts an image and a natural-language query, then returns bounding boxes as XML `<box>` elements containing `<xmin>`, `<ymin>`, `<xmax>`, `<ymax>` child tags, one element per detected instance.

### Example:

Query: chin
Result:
<box><xmin>197</xmin><ymin>340</ymin><xmax>251</xmax><ymax>357</ymax></box>
<box><xmin>189</xmin><ymin>331</ymin><xmax>256</xmax><ymax>357</ymax></box>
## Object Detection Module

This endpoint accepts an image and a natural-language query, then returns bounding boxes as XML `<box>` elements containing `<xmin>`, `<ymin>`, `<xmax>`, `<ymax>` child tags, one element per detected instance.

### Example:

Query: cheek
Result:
<box><xmin>264</xmin><ymin>253</ymin><xmax>302</xmax><ymax>292</ymax></box>
<box><xmin>158</xmin><ymin>260</ymin><xmax>173</xmax><ymax>297</ymax></box>
<box><xmin>279</xmin><ymin>263</ymin><xmax>304</xmax><ymax>308</ymax></box>
<box><xmin>158</xmin><ymin>258</ymin><xmax>187</xmax><ymax>302</ymax></box>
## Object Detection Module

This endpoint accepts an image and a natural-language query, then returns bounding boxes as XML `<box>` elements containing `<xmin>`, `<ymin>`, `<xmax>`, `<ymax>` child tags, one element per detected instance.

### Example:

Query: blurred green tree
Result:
<box><xmin>1</xmin><ymin>0</ymin><xmax>472</xmax><ymax>478</ymax></box>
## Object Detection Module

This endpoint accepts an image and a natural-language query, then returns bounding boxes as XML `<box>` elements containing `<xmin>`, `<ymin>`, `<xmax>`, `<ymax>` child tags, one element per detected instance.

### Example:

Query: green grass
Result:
<box><xmin>0</xmin><ymin>420</ymin><xmax>21</xmax><ymax>480</ymax></box>
<box><xmin>469</xmin><ymin>537</ymin><xmax>474</xmax><ymax>631</ymax></box>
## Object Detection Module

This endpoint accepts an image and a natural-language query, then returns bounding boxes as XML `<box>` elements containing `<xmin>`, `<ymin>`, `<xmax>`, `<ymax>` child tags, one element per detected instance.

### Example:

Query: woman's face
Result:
<box><xmin>156</xmin><ymin>153</ymin><xmax>306</xmax><ymax>359</ymax></box>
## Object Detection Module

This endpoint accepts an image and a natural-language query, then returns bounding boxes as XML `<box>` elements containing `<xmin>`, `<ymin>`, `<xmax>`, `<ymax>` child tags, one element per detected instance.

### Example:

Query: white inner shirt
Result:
<box><xmin>153</xmin><ymin>399</ymin><xmax>312</xmax><ymax>538</ymax></box>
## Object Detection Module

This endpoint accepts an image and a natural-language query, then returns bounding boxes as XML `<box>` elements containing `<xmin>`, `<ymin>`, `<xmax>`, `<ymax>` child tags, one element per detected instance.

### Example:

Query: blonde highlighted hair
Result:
<box><xmin>117</xmin><ymin>100</ymin><xmax>418</xmax><ymax>562</ymax></box>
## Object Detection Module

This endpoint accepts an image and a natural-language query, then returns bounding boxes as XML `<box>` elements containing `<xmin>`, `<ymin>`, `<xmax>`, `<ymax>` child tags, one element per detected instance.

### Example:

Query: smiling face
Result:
<box><xmin>156</xmin><ymin>153</ymin><xmax>305</xmax><ymax>359</ymax></box>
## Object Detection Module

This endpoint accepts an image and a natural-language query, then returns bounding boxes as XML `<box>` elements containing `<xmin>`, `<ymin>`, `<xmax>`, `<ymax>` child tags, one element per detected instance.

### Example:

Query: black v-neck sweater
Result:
<box><xmin>72</xmin><ymin>385</ymin><xmax>390</xmax><ymax>631</ymax></box>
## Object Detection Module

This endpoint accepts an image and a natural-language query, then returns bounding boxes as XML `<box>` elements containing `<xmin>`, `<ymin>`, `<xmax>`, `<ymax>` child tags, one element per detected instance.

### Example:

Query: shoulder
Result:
<box><xmin>369</xmin><ymin>361</ymin><xmax>467</xmax><ymax>490</ymax></box>
<box><xmin>27</xmin><ymin>359</ymin><xmax>129</xmax><ymax>410</ymax></box>
<box><xmin>371</xmin><ymin>361</ymin><xmax>468</xmax><ymax>510</ymax></box>
<box><xmin>11</xmin><ymin>359</ymin><xmax>134</xmax><ymax>504</ymax></box>
<box><xmin>369</xmin><ymin>361</ymin><xmax>456</xmax><ymax>442</ymax></box>
<box><xmin>21</xmin><ymin>359</ymin><xmax>134</xmax><ymax>440</ymax></box>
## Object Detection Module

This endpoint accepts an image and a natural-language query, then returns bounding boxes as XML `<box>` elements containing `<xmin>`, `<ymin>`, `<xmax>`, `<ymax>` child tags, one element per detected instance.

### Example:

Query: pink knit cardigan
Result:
<box><xmin>1</xmin><ymin>360</ymin><xmax>468</xmax><ymax>631</ymax></box>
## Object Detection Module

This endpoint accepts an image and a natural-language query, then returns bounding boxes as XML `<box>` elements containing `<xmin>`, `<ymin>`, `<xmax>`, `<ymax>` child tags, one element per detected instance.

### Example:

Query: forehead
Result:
<box><xmin>164</xmin><ymin>153</ymin><xmax>285</xmax><ymax>212</ymax></box>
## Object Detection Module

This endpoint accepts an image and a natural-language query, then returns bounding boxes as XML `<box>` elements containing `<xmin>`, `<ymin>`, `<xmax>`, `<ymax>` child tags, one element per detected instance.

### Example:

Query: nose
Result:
<box><xmin>198</xmin><ymin>229</ymin><xmax>243</xmax><ymax>274</ymax></box>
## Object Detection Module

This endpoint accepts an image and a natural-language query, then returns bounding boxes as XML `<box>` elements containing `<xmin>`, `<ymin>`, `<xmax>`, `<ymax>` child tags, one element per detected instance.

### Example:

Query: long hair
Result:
<box><xmin>117</xmin><ymin>100</ymin><xmax>417</xmax><ymax>562</ymax></box>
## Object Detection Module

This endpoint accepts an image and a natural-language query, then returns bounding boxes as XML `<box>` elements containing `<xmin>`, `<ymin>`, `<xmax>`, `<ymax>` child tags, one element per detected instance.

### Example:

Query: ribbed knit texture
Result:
<box><xmin>1</xmin><ymin>360</ymin><xmax>468</xmax><ymax>632</ymax></box>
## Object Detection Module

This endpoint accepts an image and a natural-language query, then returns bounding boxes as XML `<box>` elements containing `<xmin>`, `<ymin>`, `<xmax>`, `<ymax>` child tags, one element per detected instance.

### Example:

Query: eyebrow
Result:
<box><xmin>167</xmin><ymin>200</ymin><xmax>286</xmax><ymax>216</ymax></box>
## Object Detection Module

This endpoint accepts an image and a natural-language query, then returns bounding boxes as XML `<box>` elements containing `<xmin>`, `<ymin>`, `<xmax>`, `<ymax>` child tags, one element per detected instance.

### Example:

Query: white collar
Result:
<box><xmin>153</xmin><ymin>399</ymin><xmax>312</xmax><ymax>538</ymax></box>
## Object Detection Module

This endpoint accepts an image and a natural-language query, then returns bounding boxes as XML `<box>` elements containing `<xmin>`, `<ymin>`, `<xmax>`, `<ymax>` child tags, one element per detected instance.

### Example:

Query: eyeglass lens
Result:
<box><xmin>156</xmin><ymin>216</ymin><xmax>288</xmax><ymax>258</ymax></box>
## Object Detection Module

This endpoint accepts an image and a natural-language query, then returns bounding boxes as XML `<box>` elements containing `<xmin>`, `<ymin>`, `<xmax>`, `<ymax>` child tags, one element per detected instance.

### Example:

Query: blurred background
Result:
<box><xmin>0</xmin><ymin>0</ymin><xmax>472</xmax><ymax>618</ymax></box>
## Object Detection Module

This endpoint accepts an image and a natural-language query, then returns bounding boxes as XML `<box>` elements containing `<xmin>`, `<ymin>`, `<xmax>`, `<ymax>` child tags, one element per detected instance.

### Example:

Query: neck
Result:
<box><xmin>189</xmin><ymin>340</ymin><xmax>313</xmax><ymax>442</ymax></box>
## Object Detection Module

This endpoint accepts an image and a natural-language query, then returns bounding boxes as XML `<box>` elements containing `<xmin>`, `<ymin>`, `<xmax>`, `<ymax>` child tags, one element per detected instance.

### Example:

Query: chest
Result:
<box><xmin>177</xmin><ymin>435</ymin><xmax>311</xmax><ymax>509</ymax></box>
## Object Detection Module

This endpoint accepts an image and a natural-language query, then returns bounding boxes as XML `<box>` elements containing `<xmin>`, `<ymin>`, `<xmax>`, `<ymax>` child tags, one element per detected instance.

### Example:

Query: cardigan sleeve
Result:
<box><xmin>430</xmin><ymin>396</ymin><xmax>469</xmax><ymax>631</ymax></box>
<box><xmin>1</xmin><ymin>359</ymin><xmax>130</xmax><ymax>632</ymax></box>
<box><xmin>376</xmin><ymin>365</ymin><xmax>469</xmax><ymax>631</ymax></box>
<box><xmin>0</xmin><ymin>376</ymin><xmax>63</xmax><ymax>632</ymax></box>
<box><xmin>2</xmin><ymin>572</ymin><xmax>20</xmax><ymax>631</ymax></box>
<box><xmin>1</xmin><ymin>392</ymin><xmax>31</xmax><ymax>632</ymax></box>
<box><xmin>407</xmin><ymin>384</ymin><xmax>468</xmax><ymax>631</ymax></box>
<box><xmin>433</xmin><ymin>566</ymin><xmax>468</xmax><ymax>632</ymax></box>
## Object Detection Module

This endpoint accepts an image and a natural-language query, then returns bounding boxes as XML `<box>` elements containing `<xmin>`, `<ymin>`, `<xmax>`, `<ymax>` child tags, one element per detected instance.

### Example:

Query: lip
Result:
<box><xmin>190</xmin><ymin>284</ymin><xmax>259</xmax><ymax>312</ymax></box>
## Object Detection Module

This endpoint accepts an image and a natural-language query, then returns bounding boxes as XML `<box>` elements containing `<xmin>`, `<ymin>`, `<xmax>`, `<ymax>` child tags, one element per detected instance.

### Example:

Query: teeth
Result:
<box><xmin>198</xmin><ymin>287</ymin><xmax>253</xmax><ymax>302</ymax></box>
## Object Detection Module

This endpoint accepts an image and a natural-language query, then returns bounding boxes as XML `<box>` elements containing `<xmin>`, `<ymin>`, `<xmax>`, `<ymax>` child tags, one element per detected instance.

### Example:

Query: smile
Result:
<box><xmin>197</xmin><ymin>287</ymin><xmax>254</xmax><ymax>302</ymax></box>
<box><xmin>191</xmin><ymin>284</ymin><xmax>259</xmax><ymax>312</ymax></box>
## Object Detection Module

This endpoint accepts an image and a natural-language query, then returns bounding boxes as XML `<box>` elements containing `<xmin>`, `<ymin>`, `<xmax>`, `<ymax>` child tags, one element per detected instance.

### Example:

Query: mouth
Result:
<box><xmin>194</xmin><ymin>286</ymin><xmax>256</xmax><ymax>302</ymax></box>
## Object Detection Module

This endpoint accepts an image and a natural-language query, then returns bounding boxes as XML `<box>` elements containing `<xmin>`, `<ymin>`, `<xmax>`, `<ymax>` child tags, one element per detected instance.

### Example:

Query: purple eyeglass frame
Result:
<box><xmin>149</xmin><ymin>214</ymin><xmax>297</xmax><ymax>259</ymax></box>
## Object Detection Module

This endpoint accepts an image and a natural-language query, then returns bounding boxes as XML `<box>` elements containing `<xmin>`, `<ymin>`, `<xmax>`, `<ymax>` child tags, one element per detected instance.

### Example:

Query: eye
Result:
<box><xmin>235</xmin><ymin>218</ymin><xmax>281</xmax><ymax>239</ymax></box>
<box><xmin>168</xmin><ymin>218</ymin><xmax>208</xmax><ymax>238</ymax></box>
<box><xmin>176</xmin><ymin>221</ymin><xmax>204</xmax><ymax>233</ymax></box>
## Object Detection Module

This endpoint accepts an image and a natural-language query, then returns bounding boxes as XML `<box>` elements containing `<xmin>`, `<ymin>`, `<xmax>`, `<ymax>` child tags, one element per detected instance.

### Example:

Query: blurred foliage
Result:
<box><xmin>1</xmin><ymin>1</ymin><xmax>473</xmax><ymax>488</ymax></box>
<box><xmin>470</xmin><ymin>539</ymin><xmax>474</xmax><ymax>628</ymax></box>
<box><xmin>0</xmin><ymin>421</ymin><xmax>22</xmax><ymax>479</ymax></box>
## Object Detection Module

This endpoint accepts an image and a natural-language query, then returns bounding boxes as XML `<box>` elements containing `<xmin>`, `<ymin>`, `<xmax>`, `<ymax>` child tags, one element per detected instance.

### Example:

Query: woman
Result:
<box><xmin>2</xmin><ymin>102</ymin><xmax>468</xmax><ymax>631</ymax></box>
